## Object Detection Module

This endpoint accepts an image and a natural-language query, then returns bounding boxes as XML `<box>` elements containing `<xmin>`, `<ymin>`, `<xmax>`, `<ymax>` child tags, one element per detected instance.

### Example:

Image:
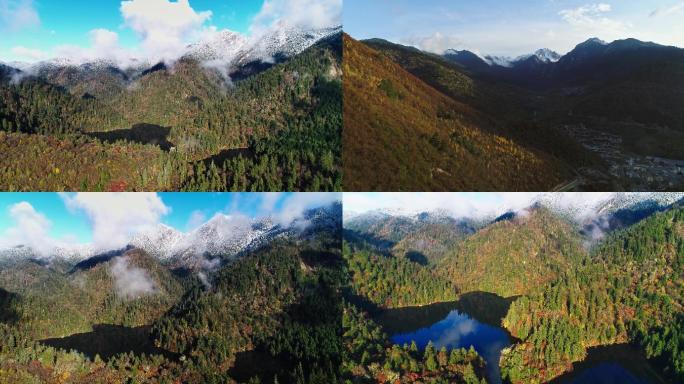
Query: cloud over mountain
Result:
<box><xmin>0</xmin><ymin>202</ymin><xmax>54</xmax><ymax>256</ymax></box>
<box><xmin>110</xmin><ymin>255</ymin><xmax>157</xmax><ymax>299</ymax></box>
<box><xmin>120</xmin><ymin>0</ymin><xmax>213</xmax><ymax>61</ymax></box>
<box><xmin>61</xmin><ymin>193</ymin><xmax>170</xmax><ymax>252</ymax></box>
<box><xmin>250</xmin><ymin>0</ymin><xmax>342</xmax><ymax>34</ymax></box>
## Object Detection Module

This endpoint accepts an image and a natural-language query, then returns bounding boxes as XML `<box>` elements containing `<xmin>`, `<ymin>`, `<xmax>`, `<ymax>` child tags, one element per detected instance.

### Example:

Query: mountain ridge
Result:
<box><xmin>0</xmin><ymin>203</ymin><xmax>342</xmax><ymax>270</ymax></box>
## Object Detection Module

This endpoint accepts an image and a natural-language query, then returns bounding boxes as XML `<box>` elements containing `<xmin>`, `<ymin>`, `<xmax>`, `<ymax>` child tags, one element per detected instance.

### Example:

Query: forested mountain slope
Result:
<box><xmin>0</xmin><ymin>249</ymin><xmax>183</xmax><ymax>339</ymax></box>
<box><xmin>0</xmin><ymin>203</ymin><xmax>345</xmax><ymax>383</ymax></box>
<box><xmin>0</xmin><ymin>34</ymin><xmax>342</xmax><ymax>192</ymax></box>
<box><xmin>501</xmin><ymin>205</ymin><xmax>684</xmax><ymax>383</ymax></box>
<box><xmin>343</xmin><ymin>34</ymin><xmax>573</xmax><ymax>191</ymax></box>
<box><xmin>439</xmin><ymin>207</ymin><xmax>587</xmax><ymax>297</ymax></box>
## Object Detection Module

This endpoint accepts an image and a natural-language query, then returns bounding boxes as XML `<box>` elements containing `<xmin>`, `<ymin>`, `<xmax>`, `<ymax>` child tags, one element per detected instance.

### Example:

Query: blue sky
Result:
<box><xmin>0</xmin><ymin>1</ymin><xmax>261</xmax><ymax>56</ymax></box>
<box><xmin>1</xmin><ymin>0</ymin><xmax>342</xmax><ymax>62</ymax></box>
<box><xmin>0</xmin><ymin>193</ymin><xmax>340</xmax><ymax>249</ymax></box>
<box><xmin>344</xmin><ymin>0</ymin><xmax>684</xmax><ymax>56</ymax></box>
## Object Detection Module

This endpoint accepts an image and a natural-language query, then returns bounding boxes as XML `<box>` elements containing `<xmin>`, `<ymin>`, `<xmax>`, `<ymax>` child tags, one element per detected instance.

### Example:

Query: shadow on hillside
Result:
<box><xmin>229</xmin><ymin>348</ymin><xmax>293</xmax><ymax>384</ymax></box>
<box><xmin>70</xmin><ymin>246</ymin><xmax>133</xmax><ymax>272</ymax></box>
<box><xmin>0</xmin><ymin>288</ymin><xmax>20</xmax><ymax>324</ymax></box>
<box><xmin>40</xmin><ymin>324</ymin><xmax>178</xmax><ymax>362</ymax></box>
<box><xmin>200</xmin><ymin>147</ymin><xmax>254</xmax><ymax>167</ymax></box>
<box><xmin>87</xmin><ymin>123</ymin><xmax>174</xmax><ymax>151</ymax></box>
<box><xmin>374</xmin><ymin>291</ymin><xmax>519</xmax><ymax>334</ymax></box>
<box><xmin>404</xmin><ymin>250</ymin><xmax>429</xmax><ymax>265</ymax></box>
<box><xmin>548</xmin><ymin>343</ymin><xmax>668</xmax><ymax>384</ymax></box>
<box><xmin>343</xmin><ymin>229</ymin><xmax>396</xmax><ymax>253</ymax></box>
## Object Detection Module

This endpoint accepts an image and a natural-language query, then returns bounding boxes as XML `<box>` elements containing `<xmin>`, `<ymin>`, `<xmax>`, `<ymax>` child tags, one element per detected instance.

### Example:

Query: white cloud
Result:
<box><xmin>559</xmin><ymin>3</ymin><xmax>627</xmax><ymax>33</ymax></box>
<box><xmin>186</xmin><ymin>210</ymin><xmax>206</xmax><ymax>231</ymax></box>
<box><xmin>110</xmin><ymin>256</ymin><xmax>157</xmax><ymax>299</ymax></box>
<box><xmin>250</xmin><ymin>0</ymin><xmax>342</xmax><ymax>35</ymax></box>
<box><xmin>5</xmin><ymin>0</ymin><xmax>342</xmax><ymax>66</ymax></box>
<box><xmin>10</xmin><ymin>45</ymin><xmax>47</xmax><ymax>61</ymax></box>
<box><xmin>120</xmin><ymin>0</ymin><xmax>213</xmax><ymax>62</ymax></box>
<box><xmin>275</xmin><ymin>192</ymin><xmax>340</xmax><ymax>227</ymax></box>
<box><xmin>402</xmin><ymin>32</ymin><xmax>464</xmax><ymax>54</ymax></box>
<box><xmin>650</xmin><ymin>1</ymin><xmax>684</xmax><ymax>17</ymax></box>
<box><xmin>0</xmin><ymin>202</ymin><xmax>54</xmax><ymax>256</ymax></box>
<box><xmin>343</xmin><ymin>192</ymin><xmax>633</xmax><ymax>224</ymax></box>
<box><xmin>90</xmin><ymin>28</ymin><xmax>119</xmax><ymax>48</ymax></box>
<box><xmin>0</xmin><ymin>0</ymin><xmax>39</xmax><ymax>32</ymax></box>
<box><xmin>259</xmin><ymin>192</ymin><xmax>283</xmax><ymax>214</ymax></box>
<box><xmin>49</xmin><ymin>28</ymin><xmax>134</xmax><ymax>67</ymax></box>
<box><xmin>60</xmin><ymin>193</ymin><xmax>170</xmax><ymax>251</ymax></box>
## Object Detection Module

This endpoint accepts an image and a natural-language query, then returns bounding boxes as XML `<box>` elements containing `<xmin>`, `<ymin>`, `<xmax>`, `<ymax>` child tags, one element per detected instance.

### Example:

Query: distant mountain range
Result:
<box><xmin>2</xmin><ymin>25</ymin><xmax>342</xmax><ymax>83</ymax></box>
<box><xmin>443</xmin><ymin>37</ymin><xmax>684</xmax><ymax>87</ymax></box>
<box><xmin>344</xmin><ymin>34</ymin><xmax>684</xmax><ymax>191</ymax></box>
<box><xmin>346</xmin><ymin>192</ymin><xmax>684</xmax><ymax>234</ymax></box>
<box><xmin>0</xmin><ymin>202</ymin><xmax>342</xmax><ymax>270</ymax></box>
<box><xmin>445</xmin><ymin>47</ymin><xmax>561</xmax><ymax>69</ymax></box>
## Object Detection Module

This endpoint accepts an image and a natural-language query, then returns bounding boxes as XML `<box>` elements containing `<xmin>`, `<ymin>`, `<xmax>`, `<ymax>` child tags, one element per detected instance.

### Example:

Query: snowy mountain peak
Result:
<box><xmin>186</xmin><ymin>30</ymin><xmax>248</xmax><ymax>62</ymax></box>
<box><xmin>533</xmin><ymin>48</ymin><xmax>561</xmax><ymax>63</ymax></box>
<box><xmin>587</xmin><ymin>37</ymin><xmax>607</xmax><ymax>45</ymax></box>
<box><xmin>483</xmin><ymin>55</ymin><xmax>514</xmax><ymax>67</ymax></box>
<box><xmin>11</xmin><ymin>24</ymin><xmax>341</xmax><ymax>77</ymax></box>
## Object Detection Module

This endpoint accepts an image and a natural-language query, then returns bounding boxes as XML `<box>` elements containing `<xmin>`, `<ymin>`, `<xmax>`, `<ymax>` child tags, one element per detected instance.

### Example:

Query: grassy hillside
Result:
<box><xmin>343</xmin><ymin>34</ymin><xmax>573</xmax><ymax>191</ymax></box>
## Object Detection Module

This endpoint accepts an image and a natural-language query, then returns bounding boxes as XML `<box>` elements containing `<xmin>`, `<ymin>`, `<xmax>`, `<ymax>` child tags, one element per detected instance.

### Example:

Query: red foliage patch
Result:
<box><xmin>108</xmin><ymin>180</ymin><xmax>128</xmax><ymax>192</ymax></box>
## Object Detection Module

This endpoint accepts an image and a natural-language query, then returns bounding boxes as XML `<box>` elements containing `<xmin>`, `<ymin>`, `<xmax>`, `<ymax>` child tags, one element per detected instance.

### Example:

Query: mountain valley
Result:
<box><xmin>0</xmin><ymin>201</ymin><xmax>344</xmax><ymax>383</ymax></box>
<box><xmin>0</xmin><ymin>26</ymin><xmax>342</xmax><ymax>192</ymax></box>
<box><xmin>342</xmin><ymin>193</ymin><xmax>684</xmax><ymax>383</ymax></box>
<box><xmin>344</xmin><ymin>35</ymin><xmax>684</xmax><ymax>191</ymax></box>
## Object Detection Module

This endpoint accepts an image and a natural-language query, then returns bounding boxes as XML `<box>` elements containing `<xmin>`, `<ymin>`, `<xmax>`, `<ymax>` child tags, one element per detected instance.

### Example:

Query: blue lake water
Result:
<box><xmin>559</xmin><ymin>362</ymin><xmax>649</xmax><ymax>384</ymax></box>
<box><xmin>390</xmin><ymin>309</ymin><xmax>511</xmax><ymax>384</ymax></box>
<box><xmin>550</xmin><ymin>344</ymin><xmax>662</xmax><ymax>384</ymax></box>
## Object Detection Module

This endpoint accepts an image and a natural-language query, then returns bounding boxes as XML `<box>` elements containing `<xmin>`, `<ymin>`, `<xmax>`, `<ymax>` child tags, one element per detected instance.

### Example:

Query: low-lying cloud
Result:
<box><xmin>402</xmin><ymin>32</ymin><xmax>465</xmax><ymax>54</ymax></box>
<box><xmin>271</xmin><ymin>192</ymin><xmax>342</xmax><ymax>226</ymax></box>
<box><xmin>345</xmin><ymin>192</ymin><xmax>683</xmax><ymax>229</ymax></box>
<box><xmin>7</xmin><ymin>0</ymin><xmax>341</xmax><ymax>67</ymax></box>
<box><xmin>110</xmin><ymin>256</ymin><xmax>157</xmax><ymax>299</ymax></box>
<box><xmin>250</xmin><ymin>0</ymin><xmax>342</xmax><ymax>35</ymax></box>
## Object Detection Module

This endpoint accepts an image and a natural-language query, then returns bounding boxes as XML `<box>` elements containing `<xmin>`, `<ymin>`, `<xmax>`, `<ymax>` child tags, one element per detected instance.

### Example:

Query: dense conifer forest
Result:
<box><xmin>0</xmin><ymin>35</ymin><xmax>342</xmax><ymax>192</ymax></box>
<box><xmin>0</xmin><ymin>210</ymin><xmax>344</xmax><ymax>383</ymax></box>
<box><xmin>342</xmin><ymin>199</ymin><xmax>683</xmax><ymax>383</ymax></box>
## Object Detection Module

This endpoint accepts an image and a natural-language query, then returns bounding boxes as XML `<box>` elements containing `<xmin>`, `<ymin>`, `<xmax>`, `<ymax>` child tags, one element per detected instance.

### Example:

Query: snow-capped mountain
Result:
<box><xmin>9</xmin><ymin>25</ymin><xmax>342</xmax><ymax>81</ymax></box>
<box><xmin>129</xmin><ymin>224</ymin><xmax>185</xmax><ymax>260</ymax></box>
<box><xmin>186</xmin><ymin>30</ymin><xmax>249</xmax><ymax>63</ymax></box>
<box><xmin>0</xmin><ymin>243</ymin><xmax>97</xmax><ymax>265</ymax></box>
<box><xmin>531</xmin><ymin>48</ymin><xmax>561</xmax><ymax>63</ymax></box>
<box><xmin>0</xmin><ymin>203</ymin><xmax>342</xmax><ymax>268</ymax></box>
<box><xmin>536</xmin><ymin>192</ymin><xmax>684</xmax><ymax>222</ymax></box>
<box><xmin>481</xmin><ymin>48</ymin><xmax>561</xmax><ymax>67</ymax></box>
<box><xmin>483</xmin><ymin>54</ymin><xmax>514</xmax><ymax>67</ymax></box>
<box><xmin>233</xmin><ymin>25</ymin><xmax>341</xmax><ymax>67</ymax></box>
<box><xmin>347</xmin><ymin>193</ymin><xmax>684</xmax><ymax>228</ymax></box>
